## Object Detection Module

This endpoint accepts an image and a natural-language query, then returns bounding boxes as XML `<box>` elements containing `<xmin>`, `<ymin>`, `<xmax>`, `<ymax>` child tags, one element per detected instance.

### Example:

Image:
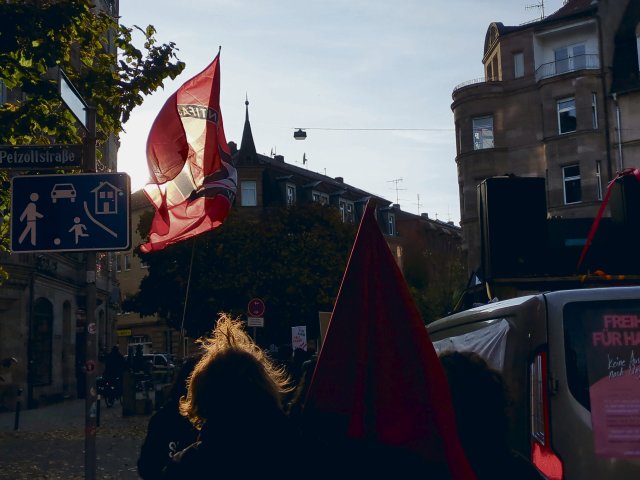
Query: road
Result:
<box><xmin>0</xmin><ymin>398</ymin><xmax>151</xmax><ymax>479</ymax></box>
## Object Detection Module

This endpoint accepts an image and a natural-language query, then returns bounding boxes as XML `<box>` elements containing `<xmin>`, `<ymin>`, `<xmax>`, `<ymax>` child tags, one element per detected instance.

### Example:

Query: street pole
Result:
<box><xmin>84</xmin><ymin>106</ymin><xmax>97</xmax><ymax>480</ymax></box>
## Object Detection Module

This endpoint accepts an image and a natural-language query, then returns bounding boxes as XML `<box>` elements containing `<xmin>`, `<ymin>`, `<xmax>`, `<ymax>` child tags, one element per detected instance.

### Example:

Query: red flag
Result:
<box><xmin>303</xmin><ymin>201</ymin><xmax>476</xmax><ymax>479</ymax></box>
<box><xmin>140</xmin><ymin>53</ymin><xmax>237</xmax><ymax>253</ymax></box>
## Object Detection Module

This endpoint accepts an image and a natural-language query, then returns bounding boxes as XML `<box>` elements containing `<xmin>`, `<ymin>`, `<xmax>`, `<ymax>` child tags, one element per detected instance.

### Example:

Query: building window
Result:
<box><xmin>555</xmin><ymin>44</ymin><xmax>586</xmax><ymax>74</ymax></box>
<box><xmin>591</xmin><ymin>93</ymin><xmax>598</xmax><ymax>129</ymax></box>
<box><xmin>557</xmin><ymin>98</ymin><xmax>576</xmax><ymax>134</ymax></box>
<box><xmin>472</xmin><ymin>116</ymin><xmax>494</xmax><ymax>150</ymax></box>
<box><xmin>240</xmin><ymin>181</ymin><xmax>257</xmax><ymax>206</ymax></box>
<box><xmin>286</xmin><ymin>184</ymin><xmax>296</xmax><ymax>206</ymax></box>
<box><xmin>563</xmin><ymin>165</ymin><xmax>582</xmax><ymax>204</ymax></box>
<box><xmin>596</xmin><ymin>161</ymin><xmax>603</xmax><ymax>201</ymax></box>
<box><xmin>514</xmin><ymin>52</ymin><xmax>524</xmax><ymax>78</ymax></box>
<box><xmin>124</xmin><ymin>254</ymin><xmax>131</xmax><ymax>271</ymax></box>
<box><xmin>637</xmin><ymin>32</ymin><xmax>640</xmax><ymax>71</ymax></box>
<box><xmin>312</xmin><ymin>191</ymin><xmax>329</xmax><ymax>205</ymax></box>
<box><xmin>387</xmin><ymin>213</ymin><xmax>396</xmax><ymax>236</ymax></box>
<box><xmin>31</xmin><ymin>298</ymin><xmax>53</xmax><ymax>385</ymax></box>
<box><xmin>338</xmin><ymin>200</ymin><xmax>355</xmax><ymax>223</ymax></box>
<box><xmin>140</xmin><ymin>257</ymin><xmax>149</xmax><ymax>269</ymax></box>
<box><xmin>346</xmin><ymin>203</ymin><xmax>354</xmax><ymax>223</ymax></box>
<box><xmin>115</xmin><ymin>254</ymin><xmax>122</xmax><ymax>272</ymax></box>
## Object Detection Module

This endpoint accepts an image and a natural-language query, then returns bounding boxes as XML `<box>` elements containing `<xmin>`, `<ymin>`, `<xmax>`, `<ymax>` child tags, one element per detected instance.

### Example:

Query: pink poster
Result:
<box><xmin>585</xmin><ymin>313</ymin><xmax>640</xmax><ymax>457</ymax></box>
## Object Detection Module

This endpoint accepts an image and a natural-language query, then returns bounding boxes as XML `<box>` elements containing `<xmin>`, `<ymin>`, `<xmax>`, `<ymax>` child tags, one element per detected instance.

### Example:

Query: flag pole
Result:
<box><xmin>180</xmin><ymin>238</ymin><xmax>197</xmax><ymax>357</ymax></box>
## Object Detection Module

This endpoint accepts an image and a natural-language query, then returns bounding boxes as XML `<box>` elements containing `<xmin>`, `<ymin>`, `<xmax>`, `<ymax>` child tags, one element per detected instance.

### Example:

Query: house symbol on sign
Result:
<box><xmin>91</xmin><ymin>181</ymin><xmax>122</xmax><ymax>215</ymax></box>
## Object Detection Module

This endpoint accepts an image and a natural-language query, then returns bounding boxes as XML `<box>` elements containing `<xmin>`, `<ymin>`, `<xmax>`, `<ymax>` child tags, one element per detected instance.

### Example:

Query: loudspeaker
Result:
<box><xmin>609</xmin><ymin>173</ymin><xmax>640</xmax><ymax>238</ymax></box>
<box><xmin>478</xmin><ymin>176</ymin><xmax>548</xmax><ymax>279</ymax></box>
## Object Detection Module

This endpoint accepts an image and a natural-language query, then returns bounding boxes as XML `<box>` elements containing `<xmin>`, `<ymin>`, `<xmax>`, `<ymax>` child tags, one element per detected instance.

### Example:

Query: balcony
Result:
<box><xmin>535</xmin><ymin>53</ymin><xmax>600</xmax><ymax>81</ymax></box>
<box><xmin>453</xmin><ymin>76</ymin><xmax>499</xmax><ymax>94</ymax></box>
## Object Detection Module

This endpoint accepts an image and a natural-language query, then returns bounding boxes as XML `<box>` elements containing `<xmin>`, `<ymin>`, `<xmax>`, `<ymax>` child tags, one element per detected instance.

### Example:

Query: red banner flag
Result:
<box><xmin>303</xmin><ymin>201</ymin><xmax>476</xmax><ymax>479</ymax></box>
<box><xmin>140</xmin><ymin>53</ymin><xmax>237</xmax><ymax>253</ymax></box>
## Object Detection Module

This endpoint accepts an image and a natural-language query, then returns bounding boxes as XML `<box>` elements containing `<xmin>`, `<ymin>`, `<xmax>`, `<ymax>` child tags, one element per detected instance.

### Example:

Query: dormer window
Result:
<box><xmin>286</xmin><ymin>184</ymin><xmax>296</xmax><ymax>206</ymax></box>
<box><xmin>240</xmin><ymin>180</ymin><xmax>257</xmax><ymax>206</ymax></box>
<box><xmin>312</xmin><ymin>191</ymin><xmax>329</xmax><ymax>205</ymax></box>
<box><xmin>339</xmin><ymin>200</ymin><xmax>355</xmax><ymax>223</ymax></box>
<box><xmin>387</xmin><ymin>213</ymin><xmax>396</xmax><ymax>236</ymax></box>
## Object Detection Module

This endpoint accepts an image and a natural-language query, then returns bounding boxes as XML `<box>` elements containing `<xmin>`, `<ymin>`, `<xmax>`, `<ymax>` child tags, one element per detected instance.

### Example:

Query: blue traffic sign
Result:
<box><xmin>11</xmin><ymin>173</ymin><xmax>130</xmax><ymax>253</ymax></box>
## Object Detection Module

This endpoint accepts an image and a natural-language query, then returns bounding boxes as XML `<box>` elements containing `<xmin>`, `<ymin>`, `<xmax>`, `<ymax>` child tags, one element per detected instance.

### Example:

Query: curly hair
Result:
<box><xmin>179</xmin><ymin>313</ymin><xmax>293</xmax><ymax>430</ymax></box>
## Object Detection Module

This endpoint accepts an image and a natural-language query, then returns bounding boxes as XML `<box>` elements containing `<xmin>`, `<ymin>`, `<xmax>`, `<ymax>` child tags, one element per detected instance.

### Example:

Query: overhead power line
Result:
<box><xmin>293</xmin><ymin>127</ymin><xmax>453</xmax><ymax>132</ymax></box>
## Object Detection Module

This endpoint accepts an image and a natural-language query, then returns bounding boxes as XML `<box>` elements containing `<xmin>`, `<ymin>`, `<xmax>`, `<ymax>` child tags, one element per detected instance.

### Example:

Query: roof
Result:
<box><xmin>233</xmin><ymin>102</ymin><xmax>392</xmax><ymax>206</ymax></box>
<box><xmin>546</xmin><ymin>0</ymin><xmax>596</xmax><ymax>21</ymax></box>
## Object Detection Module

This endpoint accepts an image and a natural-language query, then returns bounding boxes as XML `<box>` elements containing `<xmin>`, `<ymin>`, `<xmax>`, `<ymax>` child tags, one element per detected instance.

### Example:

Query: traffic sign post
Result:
<box><xmin>247</xmin><ymin>298</ymin><xmax>265</xmax><ymax>340</ymax></box>
<box><xmin>10</xmin><ymin>172</ymin><xmax>130</xmax><ymax>253</ymax></box>
<box><xmin>248</xmin><ymin>298</ymin><xmax>266</xmax><ymax>317</ymax></box>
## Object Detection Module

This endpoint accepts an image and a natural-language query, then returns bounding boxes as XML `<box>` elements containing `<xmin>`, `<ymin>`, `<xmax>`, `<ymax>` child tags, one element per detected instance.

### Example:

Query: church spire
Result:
<box><xmin>240</xmin><ymin>95</ymin><xmax>257</xmax><ymax>160</ymax></box>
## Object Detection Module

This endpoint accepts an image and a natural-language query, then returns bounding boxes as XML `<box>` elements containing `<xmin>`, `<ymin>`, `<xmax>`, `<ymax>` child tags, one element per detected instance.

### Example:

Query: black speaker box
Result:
<box><xmin>478</xmin><ymin>176</ymin><xmax>548</xmax><ymax>279</ymax></box>
<box><xmin>609</xmin><ymin>173</ymin><xmax>640</xmax><ymax>239</ymax></box>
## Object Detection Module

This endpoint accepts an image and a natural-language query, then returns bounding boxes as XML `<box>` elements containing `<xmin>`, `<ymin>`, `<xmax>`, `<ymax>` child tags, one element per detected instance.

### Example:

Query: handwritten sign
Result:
<box><xmin>292</xmin><ymin>326</ymin><xmax>307</xmax><ymax>351</ymax></box>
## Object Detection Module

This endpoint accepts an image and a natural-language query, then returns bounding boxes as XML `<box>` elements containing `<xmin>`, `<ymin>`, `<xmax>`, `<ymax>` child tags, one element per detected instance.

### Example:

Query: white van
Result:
<box><xmin>428</xmin><ymin>286</ymin><xmax>640</xmax><ymax>480</ymax></box>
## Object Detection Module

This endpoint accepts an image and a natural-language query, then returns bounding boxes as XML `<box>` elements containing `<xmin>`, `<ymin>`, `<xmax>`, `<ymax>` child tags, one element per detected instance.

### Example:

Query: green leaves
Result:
<box><xmin>0</xmin><ymin>0</ymin><xmax>185</xmax><ymax>281</ymax></box>
<box><xmin>130</xmin><ymin>205</ymin><xmax>357</xmax><ymax>344</ymax></box>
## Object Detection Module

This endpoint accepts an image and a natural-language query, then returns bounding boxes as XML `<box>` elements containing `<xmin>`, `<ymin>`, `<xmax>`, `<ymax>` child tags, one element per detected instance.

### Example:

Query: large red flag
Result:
<box><xmin>303</xmin><ymin>201</ymin><xmax>476</xmax><ymax>479</ymax></box>
<box><xmin>140</xmin><ymin>53</ymin><xmax>237</xmax><ymax>253</ymax></box>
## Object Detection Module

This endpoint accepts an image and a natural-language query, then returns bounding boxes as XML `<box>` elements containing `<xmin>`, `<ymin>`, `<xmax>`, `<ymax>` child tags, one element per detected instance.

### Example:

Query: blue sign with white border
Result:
<box><xmin>11</xmin><ymin>173</ymin><xmax>130</xmax><ymax>252</ymax></box>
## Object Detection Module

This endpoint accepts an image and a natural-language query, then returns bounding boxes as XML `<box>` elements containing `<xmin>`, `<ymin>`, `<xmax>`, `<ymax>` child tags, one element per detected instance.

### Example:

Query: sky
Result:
<box><xmin>118</xmin><ymin>0</ymin><xmax>567</xmax><ymax>225</ymax></box>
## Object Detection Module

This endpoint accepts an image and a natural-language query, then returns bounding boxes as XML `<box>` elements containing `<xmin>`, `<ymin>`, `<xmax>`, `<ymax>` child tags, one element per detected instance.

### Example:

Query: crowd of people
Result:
<box><xmin>132</xmin><ymin>312</ymin><xmax>541</xmax><ymax>480</ymax></box>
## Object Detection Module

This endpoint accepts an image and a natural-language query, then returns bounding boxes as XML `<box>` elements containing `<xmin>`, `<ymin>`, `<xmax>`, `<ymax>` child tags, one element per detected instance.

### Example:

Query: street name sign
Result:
<box><xmin>11</xmin><ymin>172</ymin><xmax>130</xmax><ymax>253</ymax></box>
<box><xmin>0</xmin><ymin>144</ymin><xmax>82</xmax><ymax>169</ymax></box>
<box><xmin>59</xmin><ymin>68</ymin><xmax>88</xmax><ymax>131</ymax></box>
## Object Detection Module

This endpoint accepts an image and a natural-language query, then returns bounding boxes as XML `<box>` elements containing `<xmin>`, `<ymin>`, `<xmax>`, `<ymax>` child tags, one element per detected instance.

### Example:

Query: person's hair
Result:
<box><xmin>438</xmin><ymin>351</ymin><xmax>511</xmax><ymax>452</ymax></box>
<box><xmin>168</xmin><ymin>354</ymin><xmax>202</xmax><ymax>403</ymax></box>
<box><xmin>179</xmin><ymin>313</ymin><xmax>292</xmax><ymax>430</ymax></box>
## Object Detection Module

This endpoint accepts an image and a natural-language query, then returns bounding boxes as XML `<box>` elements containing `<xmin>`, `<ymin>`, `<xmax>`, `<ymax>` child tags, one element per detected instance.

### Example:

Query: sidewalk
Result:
<box><xmin>0</xmin><ymin>398</ymin><xmax>151</xmax><ymax>479</ymax></box>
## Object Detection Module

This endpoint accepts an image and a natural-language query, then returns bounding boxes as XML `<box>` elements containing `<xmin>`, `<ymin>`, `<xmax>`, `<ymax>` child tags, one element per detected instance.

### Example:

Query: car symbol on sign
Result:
<box><xmin>51</xmin><ymin>183</ymin><xmax>76</xmax><ymax>203</ymax></box>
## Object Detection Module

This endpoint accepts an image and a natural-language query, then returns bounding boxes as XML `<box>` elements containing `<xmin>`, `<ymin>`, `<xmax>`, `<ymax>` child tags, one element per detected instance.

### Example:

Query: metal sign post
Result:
<box><xmin>57</xmin><ymin>68</ymin><xmax>96</xmax><ymax>480</ymax></box>
<box><xmin>247</xmin><ymin>298</ymin><xmax>266</xmax><ymax>341</ymax></box>
<box><xmin>83</xmin><ymin>106</ymin><xmax>97</xmax><ymax>480</ymax></box>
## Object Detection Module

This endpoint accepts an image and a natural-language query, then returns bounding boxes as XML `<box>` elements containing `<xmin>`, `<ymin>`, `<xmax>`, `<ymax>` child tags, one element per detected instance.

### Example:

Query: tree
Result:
<box><xmin>0</xmin><ymin>0</ymin><xmax>185</xmax><ymax>279</ymax></box>
<box><xmin>125</xmin><ymin>204</ymin><xmax>357</xmax><ymax>345</ymax></box>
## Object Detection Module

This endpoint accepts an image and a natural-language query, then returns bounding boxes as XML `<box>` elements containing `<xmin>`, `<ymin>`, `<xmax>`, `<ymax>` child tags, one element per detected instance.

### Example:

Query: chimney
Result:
<box><xmin>274</xmin><ymin>154</ymin><xmax>284</xmax><ymax>162</ymax></box>
<box><xmin>228</xmin><ymin>141</ymin><xmax>238</xmax><ymax>154</ymax></box>
<box><xmin>421</xmin><ymin>213</ymin><xmax>429</xmax><ymax>219</ymax></box>
<box><xmin>335</xmin><ymin>176</ymin><xmax>344</xmax><ymax>183</ymax></box>
<box><xmin>393</xmin><ymin>204</ymin><xmax>400</xmax><ymax>210</ymax></box>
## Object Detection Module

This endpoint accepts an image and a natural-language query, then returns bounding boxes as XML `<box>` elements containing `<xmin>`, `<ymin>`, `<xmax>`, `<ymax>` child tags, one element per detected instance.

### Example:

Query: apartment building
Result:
<box><xmin>452</xmin><ymin>0</ymin><xmax>640</xmax><ymax>279</ymax></box>
<box><xmin>115</xmin><ymin>101</ymin><xmax>465</xmax><ymax>352</ymax></box>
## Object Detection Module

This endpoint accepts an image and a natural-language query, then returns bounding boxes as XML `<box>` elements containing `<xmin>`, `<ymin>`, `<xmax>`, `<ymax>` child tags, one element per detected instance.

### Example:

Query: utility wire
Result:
<box><xmin>293</xmin><ymin>127</ymin><xmax>453</xmax><ymax>131</ymax></box>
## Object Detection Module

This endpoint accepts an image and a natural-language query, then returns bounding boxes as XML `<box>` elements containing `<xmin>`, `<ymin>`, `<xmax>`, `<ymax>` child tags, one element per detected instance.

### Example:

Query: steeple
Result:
<box><xmin>239</xmin><ymin>95</ymin><xmax>257</xmax><ymax>161</ymax></box>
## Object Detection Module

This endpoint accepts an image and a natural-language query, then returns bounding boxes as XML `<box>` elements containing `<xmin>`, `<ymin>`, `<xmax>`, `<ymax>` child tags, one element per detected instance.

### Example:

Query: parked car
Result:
<box><xmin>428</xmin><ymin>286</ymin><xmax>640</xmax><ymax>480</ymax></box>
<box><xmin>145</xmin><ymin>353</ymin><xmax>175</xmax><ymax>373</ymax></box>
<box><xmin>125</xmin><ymin>352</ymin><xmax>175</xmax><ymax>374</ymax></box>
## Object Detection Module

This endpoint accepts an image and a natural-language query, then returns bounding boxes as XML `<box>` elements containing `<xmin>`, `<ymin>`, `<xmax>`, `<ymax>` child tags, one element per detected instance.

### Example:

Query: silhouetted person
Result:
<box><xmin>103</xmin><ymin>346</ymin><xmax>126</xmax><ymax>392</ymax></box>
<box><xmin>161</xmin><ymin>314</ymin><xmax>301</xmax><ymax>478</ymax></box>
<box><xmin>439</xmin><ymin>351</ymin><xmax>544</xmax><ymax>480</ymax></box>
<box><xmin>138</xmin><ymin>355</ymin><xmax>201</xmax><ymax>480</ymax></box>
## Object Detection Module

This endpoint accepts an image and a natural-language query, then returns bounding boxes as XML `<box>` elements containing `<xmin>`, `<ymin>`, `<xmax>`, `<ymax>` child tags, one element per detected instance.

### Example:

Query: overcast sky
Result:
<box><xmin>118</xmin><ymin>0</ymin><xmax>566</xmax><ymax>224</ymax></box>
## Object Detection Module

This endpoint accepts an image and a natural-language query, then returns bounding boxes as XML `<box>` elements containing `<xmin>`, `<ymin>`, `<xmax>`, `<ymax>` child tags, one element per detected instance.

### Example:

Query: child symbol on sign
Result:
<box><xmin>69</xmin><ymin>217</ymin><xmax>89</xmax><ymax>244</ymax></box>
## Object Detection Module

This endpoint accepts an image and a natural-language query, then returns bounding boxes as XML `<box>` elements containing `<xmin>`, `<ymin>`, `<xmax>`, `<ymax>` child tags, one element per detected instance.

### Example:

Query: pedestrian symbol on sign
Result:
<box><xmin>18</xmin><ymin>192</ymin><xmax>44</xmax><ymax>246</ymax></box>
